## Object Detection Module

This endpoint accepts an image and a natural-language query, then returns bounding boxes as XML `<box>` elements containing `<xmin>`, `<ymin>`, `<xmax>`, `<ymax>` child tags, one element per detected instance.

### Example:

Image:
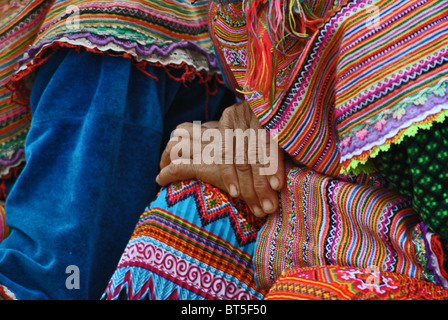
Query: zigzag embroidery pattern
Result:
<box><xmin>165</xmin><ymin>180</ymin><xmax>265</xmax><ymax>247</ymax></box>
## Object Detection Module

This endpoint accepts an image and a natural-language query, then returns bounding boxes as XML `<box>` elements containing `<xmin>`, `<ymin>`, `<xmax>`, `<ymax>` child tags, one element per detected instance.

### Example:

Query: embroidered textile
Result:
<box><xmin>0</xmin><ymin>1</ymin><xmax>47</xmax><ymax>179</ymax></box>
<box><xmin>103</xmin><ymin>171</ymin><xmax>448</xmax><ymax>300</ymax></box>
<box><xmin>103</xmin><ymin>180</ymin><xmax>267</xmax><ymax>300</ymax></box>
<box><xmin>208</xmin><ymin>0</ymin><xmax>448</xmax><ymax>176</ymax></box>
<box><xmin>264</xmin><ymin>265</ymin><xmax>448</xmax><ymax>300</ymax></box>
<box><xmin>254</xmin><ymin>166</ymin><xmax>448</xmax><ymax>290</ymax></box>
<box><xmin>11</xmin><ymin>0</ymin><xmax>221</xmax><ymax>79</ymax></box>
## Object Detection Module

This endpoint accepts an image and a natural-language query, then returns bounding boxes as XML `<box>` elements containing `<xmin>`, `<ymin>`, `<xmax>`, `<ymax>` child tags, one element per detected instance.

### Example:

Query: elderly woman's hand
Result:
<box><xmin>156</xmin><ymin>101</ymin><xmax>285</xmax><ymax>217</ymax></box>
<box><xmin>156</xmin><ymin>120</ymin><xmax>227</xmax><ymax>192</ymax></box>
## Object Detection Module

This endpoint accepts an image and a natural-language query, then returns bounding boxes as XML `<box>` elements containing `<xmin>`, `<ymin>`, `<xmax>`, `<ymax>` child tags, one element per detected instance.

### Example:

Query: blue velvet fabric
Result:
<box><xmin>0</xmin><ymin>48</ymin><xmax>232</xmax><ymax>299</ymax></box>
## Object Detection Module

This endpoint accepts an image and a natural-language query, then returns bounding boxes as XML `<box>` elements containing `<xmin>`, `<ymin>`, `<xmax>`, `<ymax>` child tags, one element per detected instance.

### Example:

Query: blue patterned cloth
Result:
<box><xmin>103</xmin><ymin>180</ymin><xmax>266</xmax><ymax>300</ymax></box>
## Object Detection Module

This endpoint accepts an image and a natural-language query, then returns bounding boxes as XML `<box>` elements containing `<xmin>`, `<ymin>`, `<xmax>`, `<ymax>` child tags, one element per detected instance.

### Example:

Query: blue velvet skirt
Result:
<box><xmin>0</xmin><ymin>47</ymin><xmax>232</xmax><ymax>300</ymax></box>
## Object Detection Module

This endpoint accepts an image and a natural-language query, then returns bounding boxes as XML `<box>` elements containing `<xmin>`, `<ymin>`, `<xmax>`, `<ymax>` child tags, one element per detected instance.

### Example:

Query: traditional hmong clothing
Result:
<box><xmin>103</xmin><ymin>0</ymin><xmax>448</xmax><ymax>300</ymax></box>
<box><xmin>264</xmin><ymin>265</ymin><xmax>448</xmax><ymax>300</ymax></box>
<box><xmin>103</xmin><ymin>167</ymin><xmax>448</xmax><ymax>300</ymax></box>
<box><xmin>0</xmin><ymin>0</ymin><xmax>233</xmax><ymax>300</ymax></box>
<box><xmin>104</xmin><ymin>180</ymin><xmax>268</xmax><ymax>300</ymax></box>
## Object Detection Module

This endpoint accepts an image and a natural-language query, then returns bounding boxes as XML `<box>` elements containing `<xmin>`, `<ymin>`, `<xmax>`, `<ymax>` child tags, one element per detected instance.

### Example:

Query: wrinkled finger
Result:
<box><xmin>260</xmin><ymin>136</ymin><xmax>286</xmax><ymax>191</ymax></box>
<box><xmin>233</xmin><ymin>132</ymin><xmax>269</xmax><ymax>217</ymax></box>
<box><xmin>218</xmin><ymin>107</ymin><xmax>241</xmax><ymax>198</ymax></box>
<box><xmin>270</xmin><ymin>145</ymin><xmax>285</xmax><ymax>190</ymax></box>
<box><xmin>156</xmin><ymin>163</ymin><xmax>197</xmax><ymax>187</ymax></box>
<box><xmin>160</xmin><ymin>135</ymin><xmax>185</xmax><ymax>169</ymax></box>
<box><xmin>252</xmin><ymin>117</ymin><xmax>286</xmax><ymax>191</ymax></box>
<box><xmin>234</xmin><ymin>161</ymin><xmax>265</xmax><ymax>217</ymax></box>
<box><xmin>160</xmin><ymin>123</ymin><xmax>194</xmax><ymax>169</ymax></box>
<box><xmin>160</xmin><ymin>122</ymin><xmax>209</xmax><ymax>169</ymax></box>
<box><xmin>250</xmin><ymin>163</ymin><xmax>279</xmax><ymax>214</ymax></box>
<box><xmin>245</xmin><ymin>130</ymin><xmax>279</xmax><ymax>215</ymax></box>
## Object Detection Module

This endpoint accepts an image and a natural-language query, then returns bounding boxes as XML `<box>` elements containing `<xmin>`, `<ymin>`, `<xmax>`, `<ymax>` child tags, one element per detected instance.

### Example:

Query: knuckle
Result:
<box><xmin>165</xmin><ymin>139</ymin><xmax>177</xmax><ymax>151</ymax></box>
<box><xmin>219</xmin><ymin>167</ymin><xmax>237</xmax><ymax>185</ymax></box>
<box><xmin>253</xmin><ymin>180</ymin><xmax>274</xmax><ymax>201</ymax></box>
<box><xmin>252</xmin><ymin>178</ymin><xmax>269</xmax><ymax>193</ymax></box>
<box><xmin>221</xmin><ymin>106</ymin><xmax>235</xmax><ymax>121</ymax></box>
<box><xmin>167</xmin><ymin>163</ymin><xmax>181</xmax><ymax>176</ymax></box>
<box><xmin>172</xmin><ymin>123</ymin><xmax>192</xmax><ymax>137</ymax></box>
<box><xmin>234</xmin><ymin>162</ymin><xmax>251</xmax><ymax>173</ymax></box>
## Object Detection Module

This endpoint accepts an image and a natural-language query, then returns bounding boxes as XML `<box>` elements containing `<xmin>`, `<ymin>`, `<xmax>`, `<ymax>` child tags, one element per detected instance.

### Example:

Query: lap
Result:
<box><xmin>104</xmin><ymin>165</ymin><xmax>448</xmax><ymax>300</ymax></box>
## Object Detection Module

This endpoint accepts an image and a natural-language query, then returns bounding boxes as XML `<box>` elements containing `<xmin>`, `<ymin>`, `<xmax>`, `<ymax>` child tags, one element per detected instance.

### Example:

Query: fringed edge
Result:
<box><xmin>7</xmin><ymin>41</ymin><xmax>225</xmax><ymax>121</ymax></box>
<box><xmin>241</xmin><ymin>0</ymin><xmax>345</xmax><ymax>98</ymax></box>
<box><xmin>415</xmin><ymin>222</ymin><xmax>448</xmax><ymax>289</ymax></box>
<box><xmin>430</xmin><ymin>233</ymin><xmax>448</xmax><ymax>286</ymax></box>
<box><xmin>0</xmin><ymin>165</ymin><xmax>23</xmax><ymax>202</ymax></box>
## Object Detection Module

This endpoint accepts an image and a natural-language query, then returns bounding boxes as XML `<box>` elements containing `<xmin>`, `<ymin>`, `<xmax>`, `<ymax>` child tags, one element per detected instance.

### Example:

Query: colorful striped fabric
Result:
<box><xmin>264</xmin><ymin>265</ymin><xmax>448</xmax><ymax>300</ymax></box>
<box><xmin>253</xmin><ymin>166</ymin><xmax>448</xmax><ymax>290</ymax></box>
<box><xmin>11</xmin><ymin>0</ymin><xmax>221</xmax><ymax>80</ymax></box>
<box><xmin>0</xmin><ymin>1</ymin><xmax>51</xmax><ymax>179</ymax></box>
<box><xmin>1</xmin><ymin>0</ymin><xmax>221</xmax><ymax>179</ymax></box>
<box><xmin>208</xmin><ymin>0</ymin><xmax>448</xmax><ymax>176</ymax></box>
<box><xmin>103</xmin><ymin>180</ymin><xmax>267</xmax><ymax>300</ymax></box>
<box><xmin>103</xmin><ymin>169</ymin><xmax>448</xmax><ymax>300</ymax></box>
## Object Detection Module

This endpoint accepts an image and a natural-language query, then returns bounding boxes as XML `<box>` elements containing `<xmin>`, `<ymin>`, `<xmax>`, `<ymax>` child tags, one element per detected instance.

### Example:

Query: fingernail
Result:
<box><xmin>262</xmin><ymin>199</ymin><xmax>273</xmax><ymax>212</ymax></box>
<box><xmin>269</xmin><ymin>176</ymin><xmax>280</xmax><ymax>190</ymax></box>
<box><xmin>252</xmin><ymin>206</ymin><xmax>264</xmax><ymax>217</ymax></box>
<box><xmin>229</xmin><ymin>184</ymin><xmax>238</xmax><ymax>197</ymax></box>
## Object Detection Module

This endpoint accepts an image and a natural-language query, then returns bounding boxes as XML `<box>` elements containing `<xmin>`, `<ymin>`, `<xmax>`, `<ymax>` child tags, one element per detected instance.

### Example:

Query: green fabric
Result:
<box><xmin>372</xmin><ymin>120</ymin><xmax>448</xmax><ymax>267</ymax></box>
<box><xmin>371</xmin><ymin>143</ymin><xmax>413</xmax><ymax>198</ymax></box>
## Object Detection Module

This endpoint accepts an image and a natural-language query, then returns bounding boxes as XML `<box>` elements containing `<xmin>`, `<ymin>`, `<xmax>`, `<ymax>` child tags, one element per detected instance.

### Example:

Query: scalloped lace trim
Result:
<box><xmin>0</xmin><ymin>153</ymin><xmax>25</xmax><ymax>178</ymax></box>
<box><xmin>341</xmin><ymin>109</ymin><xmax>448</xmax><ymax>175</ymax></box>
<box><xmin>16</xmin><ymin>36</ymin><xmax>221</xmax><ymax>76</ymax></box>
<box><xmin>340</xmin><ymin>76</ymin><xmax>448</xmax><ymax>175</ymax></box>
<box><xmin>341</xmin><ymin>77</ymin><xmax>448</xmax><ymax>136</ymax></box>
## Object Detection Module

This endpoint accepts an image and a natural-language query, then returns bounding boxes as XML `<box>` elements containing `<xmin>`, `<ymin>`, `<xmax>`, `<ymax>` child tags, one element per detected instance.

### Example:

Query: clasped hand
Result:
<box><xmin>156</xmin><ymin>101</ymin><xmax>285</xmax><ymax>217</ymax></box>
